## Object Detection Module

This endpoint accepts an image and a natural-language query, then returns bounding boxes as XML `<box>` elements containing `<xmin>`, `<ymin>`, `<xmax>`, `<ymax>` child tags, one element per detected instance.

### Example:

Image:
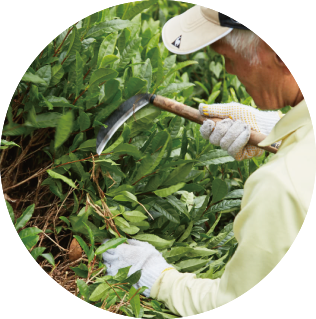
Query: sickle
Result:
<box><xmin>96</xmin><ymin>93</ymin><xmax>278</xmax><ymax>155</ymax></box>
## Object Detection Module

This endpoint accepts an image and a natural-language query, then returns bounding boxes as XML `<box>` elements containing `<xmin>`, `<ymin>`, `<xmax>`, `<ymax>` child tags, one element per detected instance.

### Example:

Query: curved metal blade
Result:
<box><xmin>96</xmin><ymin>94</ymin><xmax>151</xmax><ymax>155</ymax></box>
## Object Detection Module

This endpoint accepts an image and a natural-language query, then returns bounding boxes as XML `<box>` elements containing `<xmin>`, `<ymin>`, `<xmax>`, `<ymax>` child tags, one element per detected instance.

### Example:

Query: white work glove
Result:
<box><xmin>102</xmin><ymin>239</ymin><xmax>173</xmax><ymax>297</ymax></box>
<box><xmin>199</xmin><ymin>102</ymin><xmax>283</xmax><ymax>160</ymax></box>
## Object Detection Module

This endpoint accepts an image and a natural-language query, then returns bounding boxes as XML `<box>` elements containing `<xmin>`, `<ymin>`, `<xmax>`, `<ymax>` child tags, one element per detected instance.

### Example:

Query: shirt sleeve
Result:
<box><xmin>150</xmin><ymin>158</ymin><xmax>305</xmax><ymax>317</ymax></box>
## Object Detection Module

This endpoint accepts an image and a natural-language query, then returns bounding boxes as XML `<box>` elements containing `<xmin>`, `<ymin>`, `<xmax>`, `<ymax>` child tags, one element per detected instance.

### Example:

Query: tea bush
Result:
<box><xmin>2</xmin><ymin>1</ymin><xmax>272</xmax><ymax>317</ymax></box>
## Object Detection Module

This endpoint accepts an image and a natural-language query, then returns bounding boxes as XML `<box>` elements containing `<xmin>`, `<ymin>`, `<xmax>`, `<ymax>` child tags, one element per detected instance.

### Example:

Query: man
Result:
<box><xmin>102</xmin><ymin>6</ymin><xmax>316</xmax><ymax>316</ymax></box>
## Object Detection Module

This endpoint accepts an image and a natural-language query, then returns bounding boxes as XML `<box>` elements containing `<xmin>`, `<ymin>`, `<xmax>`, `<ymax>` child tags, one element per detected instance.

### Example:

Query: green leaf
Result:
<box><xmin>209</xmin><ymin>61</ymin><xmax>223</xmax><ymax>78</ymax></box>
<box><xmin>112</xmin><ymin>143</ymin><xmax>143</xmax><ymax>160</ymax></box>
<box><xmin>36</xmin><ymin>65</ymin><xmax>51</xmax><ymax>87</ymax></box>
<box><xmin>2</xmin><ymin>125</ymin><xmax>31</xmax><ymax>137</ymax></box>
<box><xmin>66</xmin><ymin>26</ymin><xmax>81</xmax><ymax>57</ymax></box>
<box><xmin>126</xmin><ymin>270</ymin><xmax>142</xmax><ymax>285</ymax></box>
<box><xmin>77</xmin><ymin>279</ymin><xmax>90</xmax><ymax>300</ymax></box>
<box><xmin>19</xmin><ymin>227</ymin><xmax>42</xmax><ymax>249</ymax></box>
<box><xmin>150</xmin><ymin>300</ymin><xmax>162</xmax><ymax>312</ymax></box>
<box><xmin>86</xmin><ymin>20</ymin><xmax>135</xmax><ymax>38</ymax></box>
<box><xmin>128</xmin><ymin>105</ymin><xmax>161</xmax><ymax>137</ymax></box>
<box><xmin>31</xmin><ymin>247</ymin><xmax>46</xmax><ymax>260</ymax></box>
<box><xmin>113</xmin><ymin>266</ymin><xmax>131</xmax><ymax>281</ymax></box>
<box><xmin>79</xmin><ymin>112</ymin><xmax>90</xmax><ymax>131</ymax></box>
<box><xmin>119</xmin><ymin>225</ymin><xmax>140</xmax><ymax>235</ymax></box>
<box><xmin>152</xmin><ymin>199</ymin><xmax>180</xmax><ymax>223</ymax></box>
<box><xmin>113</xmin><ymin>191</ymin><xmax>138</xmax><ymax>204</ymax></box>
<box><xmin>149</xmin><ymin>47</ymin><xmax>164</xmax><ymax>92</ymax></box>
<box><xmin>99</xmin><ymin>79</ymin><xmax>120</xmax><ymax>104</ymax></box>
<box><xmin>123</xmin><ymin>0</ymin><xmax>158</xmax><ymax>20</ymax></box>
<box><xmin>133</xmin><ymin>234</ymin><xmax>174</xmax><ymax>250</ymax></box>
<box><xmin>157</xmin><ymin>83</ymin><xmax>195</xmax><ymax>96</ymax></box>
<box><xmin>164</xmin><ymin>61</ymin><xmax>198</xmax><ymax>79</ymax></box>
<box><xmin>68</xmin><ymin>153</ymin><xmax>85</xmax><ymax>177</ymax></box>
<box><xmin>15</xmin><ymin>204</ymin><xmax>35</xmax><ymax>231</ymax></box>
<box><xmin>25</xmin><ymin>112</ymin><xmax>62</xmax><ymax>128</ymax></box>
<box><xmin>107</xmin><ymin>185</ymin><xmax>134</xmax><ymax>197</ymax></box>
<box><xmin>196</xmin><ymin>150</ymin><xmax>235</xmax><ymax>166</ymax></box>
<box><xmin>54</xmin><ymin>110</ymin><xmax>74</xmax><ymax>149</ymax></box>
<box><xmin>73</xmin><ymin>235</ymin><xmax>90</xmax><ymax>257</ymax></box>
<box><xmin>224</xmin><ymin>189</ymin><xmax>244</xmax><ymax>199</ymax></box>
<box><xmin>210</xmin><ymin>199</ymin><xmax>242</xmax><ymax>213</ymax></box>
<box><xmin>114</xmin><ymin>216</ymin><xmax>130</xmax><ymax>228</ymax></box>
<box><xmin>154</xmin><ymin>183</ymin><xmax>185</xmax><ymax>198</ymax></box>
<box><xmin>22</xmin><ymin>72</ymin><xmax>47</xmax><ymax>85</ymax></box>
<box><xmin>175</xmin><ymin>258</ymin><xmax>209</xmax><ymax>272</ymax></box>
<box><xmin>166</xmin><ymin>195</ymin><xmax>189</xmax><ymax>219</ymax></box>
<box><xmin>207</xmin><ymin>232</ymin><xmax>228</xmax><ymax>248</ymax></box>
<box><xmin>95</xmin><ymin>237</ymin><xmax>127</xmax><ymax>255</ymax></box>
<box><xmin>151</xmin><ymin>132</ymin><xmax>170</xmax><ymax>170</ymax></box>
<box><xmin>83</xmin><ymin>222</ymin><xmax>95</xmax><ymax>261</ymax></box>
<box><xmin>163</xmin><ymin>247</ymin><xmax>193</xmax><ymax>263</ymax></box>
<box><xmin>124</xmin><ymin>77</ymin><xmax>147</xmax><ymax>99</ymax></box>
<box><xmin>162</xmin><ymin>163</ymin><xmax>194</xmax><ymax>186</ymax></box>
<box><xmin>129</xmin><ymin>220</ymin><xmax>150</xmax><ymax>231</ymax></box>
<box><xmin>70</xmin><ymin>263</ymin><xmax>88</xmax><ymax>278</ymax></box>
<box><xmin>41</xmin><ymin>253</ymin><xmax>55</xmax><ymax>266</ymax></box>
<box><xmin>89</xmin><ymin>283</ymin><xmax>110</xmax><ymax>301</ymax></box>
<box><xmin>212</xmin><ymin>179</ymin><xmax>228</xmax><ymax>203</ymax></box>
<box><xmin>168</xmin><ymin>116</ymin><xmax>185</xmax><ymax>139</ymax></box>
<box><xmin>75</xmin><ymin>52</ymin><xmax>84</xmax><ymax>98</ymax></box>
<box><xmin>131</xmin><ymin>154</ymin><xmax>154</xmax><ymax>184</ymax></box>
<box><xmin>118</xmin><ymin>38</ymin><xmax>142</xmax><ymax>70</ymax></box>
<box><xmin>129</xmin><ymin>286</ymin><xmax>141</xmax><ymax>318</ymax></box>
<box><xmin>72</xmin><ymin>216</ymin><xmax>108</xmax><ymax>242</ymax></box>
<box><xmin>40</xmin><ymin>96</ymin><xmax>77</xmax><ymax>109</ymax></box>
<box><xmin>89</xmin><ymin>68</ymin><xmax>118</xmax><ymax>89</ymax></box>
<box><xmin>50</xmin><ymin>64</ymin><xmax>64</xmax><ymax>86</ymax></box>
<box><xmin>205</xmin><ymin>213</ymin><xmax>222</xmax><ymax>237</ymax></box>
<box><xmin>178</xmin><ymin>221</ymin><xmax>193</xmax><ymax>242</ymax></box>
<box><xmin>187</xmin><ymin>247</ymin><xmax>217</xmax><ymax>258</ymax></box>
<box><xmin>123</xmin><ymin>211</ymin><xmax>147</xmax><ymax>223</ymax></box>
<box><xmin>100</xmin><ymin>55</ymin><xmax>119</xmax><ymax>68</ymax></box>
<box><xmin>59</xmin><ymin>216</ymin><xmax>70</xmax><ymax>227</ymax></box>
<box><xmin>194</xmin><ymin>81</ymin><xmax>209</xmax><ymax>95</ymax></box>
<box><xmin>208</xmin><ymin>90</ymin><xmax>221</xmax><ymax>104</ymax></box>
<box><xmin>97</xmin><ymin>32</ymin><xmax>118</xmax><ymax>67</ymax></box>
<box><xmin>6</xmin><ymin>201</ymin><xmax>15</xmax><ymax>223</ymax></box>
<box><xmin>146</xmin><ymin>32</ymin><xmax>160</xmax><ymax>54</ymax></box>
<box><xmin>140</xmin><ymin>58</ymin><xmax>152</xmax><ymax>92</ymax></box>
<box><xmin>117</xmin><ymin>28</ymin><xmax>131</xmax><ymax>55</ymax></box>
<box><xmin>78</xmin><ymin>139</ymin><xmax>96</xmax><ymax>151</ymax></box>
<box><xmin>47</xmin><ymin>169</ymin><xmax>77</xmax><ymax>188</ymax></box>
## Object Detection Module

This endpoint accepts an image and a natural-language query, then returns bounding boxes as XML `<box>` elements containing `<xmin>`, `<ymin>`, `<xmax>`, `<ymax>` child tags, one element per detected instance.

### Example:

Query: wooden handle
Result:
<box><xmin>152</xmin><ymin>95</ymin><xmax>278</xmax><ymax>154</ymax></box>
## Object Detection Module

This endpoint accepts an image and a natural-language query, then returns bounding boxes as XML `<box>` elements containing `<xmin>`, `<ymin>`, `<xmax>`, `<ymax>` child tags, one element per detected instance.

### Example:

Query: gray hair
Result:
<box><xmin>222</xmin><ymin>29</ymin><xmax>261</xmax><ymax>65</ymax></box>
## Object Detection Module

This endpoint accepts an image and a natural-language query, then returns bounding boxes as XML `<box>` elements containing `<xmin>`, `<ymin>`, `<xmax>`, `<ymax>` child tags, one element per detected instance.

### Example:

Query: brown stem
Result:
<box><xmin>132</xmin><ymin>171</ymin><xmax>157</xmax><ymax>185</ymax></box>
<box><xmin>53</xmin><ymin>153</ymin><xmax>110</xmax><ymax>169</ymax></box>
<box><xmin>238</xmin><ymin>167</ymin><xmax>243</xmax><ymax>180</ymax></box>
<box><xmin>127</xmin><ymin>287</ymin><xmax>141</xmax><ymax>302</ymax></box>
<box><xmin>83</xmin><ymin>68</ymin><xmax>92</xmax><ymax>80</ymax></box>
<box><xmin>53</xmin><ymin>26</ymin><xmax>74</xmax><ymax>57</ymax></box>
<box><xmin>72</xmin><ymin>87</ymin><xmax>88</xmax><ymax>105</ymax></box>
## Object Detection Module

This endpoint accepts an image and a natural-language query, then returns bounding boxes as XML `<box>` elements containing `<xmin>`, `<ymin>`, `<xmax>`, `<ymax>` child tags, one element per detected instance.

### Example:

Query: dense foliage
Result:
<box><xmin>2</xmin><ymin>1</ymin><xmax>276</xmax><ymax>317</ymax></box>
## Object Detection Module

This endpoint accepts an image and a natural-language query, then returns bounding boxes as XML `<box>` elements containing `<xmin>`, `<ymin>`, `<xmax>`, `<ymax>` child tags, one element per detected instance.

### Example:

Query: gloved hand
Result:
<box><xmin>102</xmin><ymin>239</ymin><xmax>173</xmax><ymax>297</ymax></box>
<box><xmin>199</xmin><ymin>102</ymin><xmax>283</xmax><ymax>160</ymax></box>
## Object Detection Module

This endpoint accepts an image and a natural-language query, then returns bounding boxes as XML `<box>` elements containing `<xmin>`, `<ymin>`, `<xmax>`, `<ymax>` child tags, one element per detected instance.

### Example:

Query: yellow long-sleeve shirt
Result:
<box><xmin>150</xmin><ymin>100</ymin><xmax>316</xmax><ymax>317</ymax></box>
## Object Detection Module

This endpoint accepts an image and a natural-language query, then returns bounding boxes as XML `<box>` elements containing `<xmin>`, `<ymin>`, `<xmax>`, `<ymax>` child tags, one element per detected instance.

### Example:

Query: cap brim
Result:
<box><xmin>162</xmin><ymin>6</ymin><xmax>233</xmax><ymax>55</ymax></box>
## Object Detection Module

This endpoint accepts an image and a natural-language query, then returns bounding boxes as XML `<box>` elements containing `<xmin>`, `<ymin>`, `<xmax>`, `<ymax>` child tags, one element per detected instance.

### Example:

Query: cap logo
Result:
<box><xmin>172</xmin><ymin>35</ymin><xmax>182</xmax><ymax>49</ymax></box>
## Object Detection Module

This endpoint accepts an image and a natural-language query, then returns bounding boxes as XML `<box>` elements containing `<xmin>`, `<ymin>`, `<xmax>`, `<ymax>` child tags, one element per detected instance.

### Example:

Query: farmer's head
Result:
<box><xmin>162</xmin><ymin>6</ymin><xmax>303</xmax><ymax>109</ymax></box>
